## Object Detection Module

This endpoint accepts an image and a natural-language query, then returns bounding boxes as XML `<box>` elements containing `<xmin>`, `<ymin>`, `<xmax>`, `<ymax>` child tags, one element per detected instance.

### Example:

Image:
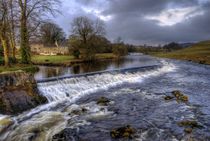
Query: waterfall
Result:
<box><xmin>37</xmin><ymin>61</ymin><xmax>176</xmax><ymax>102</ymax></box>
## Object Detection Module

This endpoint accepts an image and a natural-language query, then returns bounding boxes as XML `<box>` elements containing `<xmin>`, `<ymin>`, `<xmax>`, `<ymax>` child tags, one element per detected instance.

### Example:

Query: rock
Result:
<box><xmin>110</xmin><ymin>125</ymin><xmax>136</xmax><ymax>139</ymax></box>
<box><xmin>96</xmin><ymin>97</ymin><xmax>110</xmax><ymax>106</ymax></box>
<box><xmin>172</xmin><ymin>90</ymin><xmax>189</xmax><ymax>102</ymax></box>
<box><xmin>177</xmin><ymin>120</ymin><xmax>202</xmax><ymax>128</ymax></box>
<box><xmin>52</xmin><ymin>128</ymin><xmax>80</xmax><ymax>141</ymax></box>
<box><xmin>184</xmin><ymin>128</ymin><xmax>193</xmax><ymax>134</ymax></box>
<box><xmin>0</xmin><ymin>71</ymin><xmax>47</xmax><ymax>115</ymax></box>
<box><xmin>164</xmin><ymin>96</ymin><xmax>174</xmax><ymax>101</ymax></box>
<box><xmin>70</xmin><ymin>108</ymin><xmax>88</xmax><ymax>115</ymax></box>
<box><xmin>0</xmin><ymin>117</ymin><xmax>14</xmax><ymax>133</ymax></box>
<box><xmin>199</xmin><ymin>60</ymin><xmax>206</xmax><ymax>64</ymax></box>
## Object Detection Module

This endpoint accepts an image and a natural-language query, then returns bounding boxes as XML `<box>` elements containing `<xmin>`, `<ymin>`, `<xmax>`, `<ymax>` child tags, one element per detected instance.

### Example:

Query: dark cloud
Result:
<box><xmin>56</xmin><ymin>0</ymin><xmax>210</xmax><ymax>45</ymax></box>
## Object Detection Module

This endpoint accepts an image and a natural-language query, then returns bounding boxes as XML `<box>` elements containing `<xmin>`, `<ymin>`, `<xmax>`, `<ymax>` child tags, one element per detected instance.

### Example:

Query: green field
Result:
<box><xmin>154</xmin><ymin>40</ymin><xmax>210</xmax><ymax>65</ymax></box>
<box><xmin>32</xmin><ymin>53</ymin><xmax>116</xmax><ymax>64</ymax></box>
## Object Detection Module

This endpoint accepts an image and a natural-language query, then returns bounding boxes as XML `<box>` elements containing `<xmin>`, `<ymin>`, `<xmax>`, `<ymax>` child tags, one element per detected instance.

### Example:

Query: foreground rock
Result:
<box><xmin>96</xmin><ymin>97</ymin><xmax>111</xmax><ymax>106</ymax></box>
<box><xmin>52</xmin><ymin>128</ymin><xmax>79</xmax><ymax>141</ymax></box>
<box><xmin>110</xmin><ymin>125</ymin><xmax>136</xmax><ymax>139</ymax></box>
<box><xmin>0</xmin><ymin>71</ymin><xmax>47</xmax><ymax>115</ymax></box>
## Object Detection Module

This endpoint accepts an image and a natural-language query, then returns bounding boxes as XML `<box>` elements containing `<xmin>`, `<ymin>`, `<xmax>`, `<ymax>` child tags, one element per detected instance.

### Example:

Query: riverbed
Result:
<box><xmin>1</xmin><ymin>54</ymin><xmax>210</xmax><ymax>141</ymax></box>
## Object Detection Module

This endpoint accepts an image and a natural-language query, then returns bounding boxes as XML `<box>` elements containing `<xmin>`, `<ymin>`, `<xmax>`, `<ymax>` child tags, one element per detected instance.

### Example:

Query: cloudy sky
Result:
<box><xmin>53</xmin><ymin>0</ymin><xmax>210</xmax><ymax>45</ymax></box>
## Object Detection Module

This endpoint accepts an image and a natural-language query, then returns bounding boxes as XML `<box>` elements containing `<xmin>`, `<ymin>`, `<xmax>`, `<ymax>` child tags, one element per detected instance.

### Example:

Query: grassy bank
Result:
<box><xmin>32</xmin><ymin>53</ymin><xmax>117</xmax><ymax>65</ymax></box>
<box><xmin>153</xmin><ymin>40</ymin><xmax>210</xmax><ymax>65</ymax></box>
<box><xmin>0</xmin><ymin>65</ymin><xmax>39</xmax><ymax>73</ymax></box>
<box><xmin>0</xmin><ymin>53</ymin><xmax>117</xmax><ymax>73</ymax></box>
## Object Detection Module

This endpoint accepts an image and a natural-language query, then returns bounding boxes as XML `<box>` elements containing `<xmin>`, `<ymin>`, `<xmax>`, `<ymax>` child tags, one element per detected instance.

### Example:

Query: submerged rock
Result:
<box><xmin>110</xmin><ymin>125</ymin><xmax>136</xmax><ymax>139</ymax></box>
<box><xmin>96</xmin><ymin>97</ymin><xmax>111</xmax><ymax>106</ymax></box>
<box><xmin>184</xmin><ymin>128</ymin><xmax>193</xmax><ymax>134</ymax></box>
<box><xmin>0</xmin><ymin>71</ymin><xmax>47</xmax><ymax>115</ymax></box>
<box><xmin>164</xmin><ymin>95</ymin><xmax>174</xmax><ymax>101</ymax></box>
<box><xmin>172</xmin><ymin>90</ymin><xmax>189</xmax><ymax>102</ymax></box>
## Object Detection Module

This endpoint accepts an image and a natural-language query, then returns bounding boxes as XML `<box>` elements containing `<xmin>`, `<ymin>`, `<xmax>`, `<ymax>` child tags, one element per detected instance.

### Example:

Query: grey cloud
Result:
<box><xmin>56</xmin><ymin>0</ymin><xmax>210</xmax><ymax>45</ymax></box>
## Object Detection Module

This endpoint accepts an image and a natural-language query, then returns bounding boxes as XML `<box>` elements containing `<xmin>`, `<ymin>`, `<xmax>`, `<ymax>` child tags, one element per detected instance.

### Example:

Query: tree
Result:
<box><xmin>70</xmin><ymin>16</ymin><xmax>105</xmax><ymax>60</ymax></box>
<box><xmin>68</xmin><ymin>35</ymin><xmax>81</xmax><ymax>59</ymax></box>
<box><xmin>112</xmin><ymin>44</ymin><xmax>128</xmax><ymax>57</ymax></box>
<box><xmin>8</xmin><ymin>0</ymin><xmax>17</xmax><ymax>60</ymax></box>
<box><xmin>0</xmin><ymin>0</ymin><xmax>10</xmax><ymax>66</ymax></box>
<box><xmin>18</xmin><ymin>0</ymin><xmax>60</xmax><ymax>64</ymax></box>
<box><xmin>40</xmin><ymin>22</ymin><xmax>66</xmax><ymax>47</ymax></box>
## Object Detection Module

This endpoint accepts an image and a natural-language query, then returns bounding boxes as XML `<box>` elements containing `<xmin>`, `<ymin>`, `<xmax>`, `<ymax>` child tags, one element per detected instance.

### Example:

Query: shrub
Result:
<box><xmin>112</xmin><ymin>44</ymin><xmax>128</xmax><ymax>57</ymax></box>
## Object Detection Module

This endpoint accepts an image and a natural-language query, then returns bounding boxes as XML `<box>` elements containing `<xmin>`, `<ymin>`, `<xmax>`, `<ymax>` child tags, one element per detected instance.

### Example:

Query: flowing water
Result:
<box><xmin>1</xmin><ymin>54</ymin><xmax>210</xmax><ymax>141</ymax></box>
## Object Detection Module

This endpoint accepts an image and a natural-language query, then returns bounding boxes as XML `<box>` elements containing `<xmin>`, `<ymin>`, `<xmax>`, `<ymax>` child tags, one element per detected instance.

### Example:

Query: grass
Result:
<box><xmin>32</xmin><ymin>53</ymin><xmax>116</xmax><ymax>64</ymax></box>
<box><xmin>0</xmin><ymin>64</ymin><xmax>39</xmax><ymax>73</ymax></box>
<box><xmin>0</xmin><ymin>53</ymin><xmax>117</xmax><ymax>73</ymax></box>
<box><xmin>32</xmin><ymin>55</ymin><xmax>75</xmax><ymax>64</ymax></box>
<box><xmin>154</xmin><ymin>40</ymin><xmax>210</xmax><ymax>65</ymax></box>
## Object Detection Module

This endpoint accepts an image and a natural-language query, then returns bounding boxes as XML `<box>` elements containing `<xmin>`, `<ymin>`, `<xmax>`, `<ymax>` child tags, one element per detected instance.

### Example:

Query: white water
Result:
<box><xmin>37</xmin><ymin>61</ymin><xmax>177</xmax><ymax>103</ymax></box>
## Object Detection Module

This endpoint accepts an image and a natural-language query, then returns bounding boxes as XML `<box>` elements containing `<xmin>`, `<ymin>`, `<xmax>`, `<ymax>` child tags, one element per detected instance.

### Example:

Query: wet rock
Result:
<box><xmin>184</xmin><ymin>128</ymin><xmax>193</xmax><ymax>134</ymax></box>
<box><xmin>199</xmin><ymin>60</ymin><xmax>206</xmax><ymax>64</ymax></box>
<box><xmin>164</xmin><ymin>96</ymin><xmax>174</xmax><ymax>101</ymax></box>
<box><xmin>0</xmin><ymin>71</ymin><xmax>47</xmax><ymax>115</ymax></box>
<box><xmin>110</xmin><ymin>125</ymin><xmax>136</xmax><ymax>139</ymax></box>
<box><xmin>52</xmin><ymin>128</ymin><xmax>80</xmax><ymax>141</ymax></box>
<box><xmin>172</xmin><ymin>90</ymin><xmax>189</xmax><ymax>102</ymax></box>
<box><xmin>0</xmin><ymin>117</ymin><xmax>14</xmax><ymax>133</ymax></box>
<box><xmin>70</xmin><ymin>108</ymin><xmax>88</xmax><ymax>115</ymax></box>
<box><xmin>177</xmin><ymin>120</ymin><xmax>202</xmax><ymax>128</ymax></box>
<box><xmin>96</xmin><ymin>97</ymin><xmax>110</xmax><ymax>106</ymax></box>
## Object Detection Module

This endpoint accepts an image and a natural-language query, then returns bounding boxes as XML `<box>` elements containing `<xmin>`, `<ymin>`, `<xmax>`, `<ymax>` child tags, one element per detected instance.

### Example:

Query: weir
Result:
<box><xmin>36</xmin><ymin>65</ymin><xmax>161</xmax><ymax>83</ymax></box>
<box><xmin>37</xmin><ymin>62</ymin><xmax>176</xmax><ymax>102</ymax></box>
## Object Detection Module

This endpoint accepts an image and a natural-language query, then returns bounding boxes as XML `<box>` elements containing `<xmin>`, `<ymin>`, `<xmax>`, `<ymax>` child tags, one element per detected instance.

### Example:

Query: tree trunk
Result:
<box><xmin>8</xmin><ymin>33</ymin><xmax>16</xmax><ymax>60</ymax></box>
<box><xmin>1</xmin><ymin>38</ymin><xmax>10</xmax><ymax>67</ymax></box>
<box><xmin>20</xmin><ymin>12</ymin><xmax>31</xmax><ymax>64</ymax></box>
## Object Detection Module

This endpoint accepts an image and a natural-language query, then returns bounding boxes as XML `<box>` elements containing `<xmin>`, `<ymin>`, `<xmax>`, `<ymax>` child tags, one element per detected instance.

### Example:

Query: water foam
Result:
<box><xmin>37</xmin><ymin>61</ymin><xmax>176</xmax><ymax>102</ymax></box>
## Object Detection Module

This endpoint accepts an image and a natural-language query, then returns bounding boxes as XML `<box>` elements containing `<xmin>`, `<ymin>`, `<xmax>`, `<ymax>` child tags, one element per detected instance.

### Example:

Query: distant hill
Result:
<box><xmin>155</xmin><ymin>40</ymin><xmax>210</xmax><ymax>65</ymax></box>
<box><xmin>179</xmin><ymin>42</ymin><xmax>195</xmax><ymax>48</ymax></box>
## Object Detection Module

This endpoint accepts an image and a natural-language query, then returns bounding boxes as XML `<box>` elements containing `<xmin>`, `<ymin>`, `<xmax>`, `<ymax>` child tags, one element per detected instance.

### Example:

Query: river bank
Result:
<box><xmin>32</xmin><ymin>53</ymin><xmax>117</xmax><ymax>66</ymax></box>
<box><xmin>151</xmin><ymin>40</ymin><xmax>210</xmax><ymax>65</ymax></box>
<box><xmin>0</xmin><ymin>71</ymin><xmax>47</xmax><ymax>115</ymax></box>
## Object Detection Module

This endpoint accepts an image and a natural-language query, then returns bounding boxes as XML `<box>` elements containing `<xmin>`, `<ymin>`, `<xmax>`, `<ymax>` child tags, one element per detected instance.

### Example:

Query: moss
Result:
<box><xmin>96</xmin><ymin>97</ymin><xmax>111</xmax><ymax>106</ymax></box>
<box><xmin>110</xmin><ymin>125</ymin><xmax>136</xmax><ymax>139</ymax></box>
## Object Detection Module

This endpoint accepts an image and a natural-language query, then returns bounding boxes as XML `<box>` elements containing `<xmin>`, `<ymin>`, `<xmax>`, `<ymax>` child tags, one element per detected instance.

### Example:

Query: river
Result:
<box><xmin>1</xmin><ymin>54</ymin><xmax>210</xmax><ymax>141</ymax></box>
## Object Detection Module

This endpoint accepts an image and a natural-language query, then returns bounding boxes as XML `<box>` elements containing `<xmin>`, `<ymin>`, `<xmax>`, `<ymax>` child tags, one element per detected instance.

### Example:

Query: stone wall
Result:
<box><xmin>0</xmin><ymin>71</ymin><xmax>47</xmax><ymax>115</ymax></box>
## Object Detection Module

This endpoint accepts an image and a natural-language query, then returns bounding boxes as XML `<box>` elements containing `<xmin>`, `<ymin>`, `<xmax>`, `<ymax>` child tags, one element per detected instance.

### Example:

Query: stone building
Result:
<box><xmin>31</xmin><ymin>44</ymin><xmax>69</xmax><ymax>55</ymax></box>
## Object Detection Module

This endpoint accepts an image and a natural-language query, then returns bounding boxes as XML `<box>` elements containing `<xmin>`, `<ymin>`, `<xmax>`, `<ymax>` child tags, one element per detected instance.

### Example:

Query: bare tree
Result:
<box><xmin>18</xmin><ymin>0</ymin><xmax>60</xmax><ymax>64</ymax></box>
<box><xmin>72</xmin><ymin>16</ymin><xmax>105</xmax><ymax>44</ymax></box>
<box><xmin>0</xmin><ymin>0</ymin><xmax>10</xmax><ymax>66</ymax></box>
<box><xmin>40</xmin><ymin>21</ymin><xmax>66</xmax><ymax>47</ymax></box>
<box><xmin>71</xmin><ymin>16</ymin><xmax>105</xmax><ymax>60</ymax></box>
<box><xmin>8</xmin><ymin>0</ymin><xmax>18</xmax><ymax>60</ymax></box>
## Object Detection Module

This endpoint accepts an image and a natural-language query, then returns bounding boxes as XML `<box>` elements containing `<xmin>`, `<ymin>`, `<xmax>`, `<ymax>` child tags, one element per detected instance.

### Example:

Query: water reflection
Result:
<box><xmin>34</xmin><ymin>54</ymin><xmax>159</xmax><ymax>80</ymax></box>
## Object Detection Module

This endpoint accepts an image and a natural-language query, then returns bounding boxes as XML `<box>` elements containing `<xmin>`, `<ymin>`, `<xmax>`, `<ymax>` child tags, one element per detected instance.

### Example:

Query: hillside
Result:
<box><xmin>155</xmin><ymin>40</ymin><xmax>210</xmax><ymax>65</ymax></box>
